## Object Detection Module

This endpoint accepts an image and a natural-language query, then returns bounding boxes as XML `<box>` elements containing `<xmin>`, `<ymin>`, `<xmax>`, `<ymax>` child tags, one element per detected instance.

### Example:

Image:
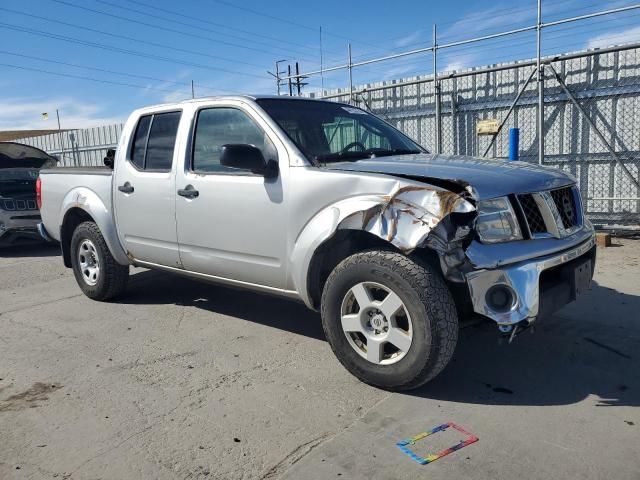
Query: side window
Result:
<box><xmin>129</xmin><ymin>111</ymin><xmax>181</xmax><ymax>171</ymax></box>
<box><xmin>130</xmin><ymin>115</ymin><xmax>151</xmax><ymax>170</ymax></box>
<box><xmin>192</xmin><ymin>108</ymin><xmax>276</xmax><ymax>173</ymax></box>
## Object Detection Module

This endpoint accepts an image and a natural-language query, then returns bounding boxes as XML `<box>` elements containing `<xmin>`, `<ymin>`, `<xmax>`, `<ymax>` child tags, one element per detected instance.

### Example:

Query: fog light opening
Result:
<box><xmin>486</xmin><ymin>285</ymin><xmax>516</xmax><ymax>313</ymax></box>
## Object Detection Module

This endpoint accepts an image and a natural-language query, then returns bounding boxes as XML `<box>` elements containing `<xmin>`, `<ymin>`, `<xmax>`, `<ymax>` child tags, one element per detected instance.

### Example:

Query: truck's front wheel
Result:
<box><xmin>70</xmin><ymin>221</ymin><xmax>129</xmax><ymax>301</ymax></box>
<box><xmin>321</xmin><ymin>250</ymin><xmax>458</xmax><ymax>391</ymax></box>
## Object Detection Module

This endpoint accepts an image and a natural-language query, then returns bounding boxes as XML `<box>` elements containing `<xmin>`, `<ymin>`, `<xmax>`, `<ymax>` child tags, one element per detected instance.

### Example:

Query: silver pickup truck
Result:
<box><xmin>38</xmin><ymin>96</ymin><xmax>596</xmax><ymax>390</ymax></box>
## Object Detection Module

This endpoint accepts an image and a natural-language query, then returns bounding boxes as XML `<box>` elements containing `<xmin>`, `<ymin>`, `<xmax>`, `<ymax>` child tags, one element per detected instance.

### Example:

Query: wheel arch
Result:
<box><xmin>58</xmin><ymin>188</ymin><xmax>130</xmax><ymax>268</ymax></box>
<box><xmin>306</xmin><ymin>229</ymin><xmax>402</xmax><ymax>310</ymax></box>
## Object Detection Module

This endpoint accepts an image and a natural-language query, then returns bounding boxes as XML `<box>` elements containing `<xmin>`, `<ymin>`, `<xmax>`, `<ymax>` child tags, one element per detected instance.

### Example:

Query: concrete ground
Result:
<box><xmin>0</xmin><ymin>239</ymin><xmax>638</xmax><ymax>480</ymax></box>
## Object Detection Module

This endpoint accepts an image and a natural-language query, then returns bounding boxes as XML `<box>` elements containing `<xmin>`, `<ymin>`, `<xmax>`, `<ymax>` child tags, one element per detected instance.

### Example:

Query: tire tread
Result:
<box><xmin>321</xmin><ymin>250</ymin><xmax>458</xmax><ymax>390</ymax></box>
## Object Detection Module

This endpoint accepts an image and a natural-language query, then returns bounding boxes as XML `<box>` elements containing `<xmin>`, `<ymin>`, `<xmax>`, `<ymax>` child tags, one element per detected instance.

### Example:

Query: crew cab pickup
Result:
<box><xmin>38</xmin><ymin>96</ymin><xmax>596</xmax><ymax>390</ymax></box>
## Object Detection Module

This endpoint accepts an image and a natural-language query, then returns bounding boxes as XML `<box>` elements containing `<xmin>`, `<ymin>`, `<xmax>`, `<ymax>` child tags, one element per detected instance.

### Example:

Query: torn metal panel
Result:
<box><xmin>336</xmin><ymin>183</ymin><xmax>477</xmax><ymax>270</ymax></box>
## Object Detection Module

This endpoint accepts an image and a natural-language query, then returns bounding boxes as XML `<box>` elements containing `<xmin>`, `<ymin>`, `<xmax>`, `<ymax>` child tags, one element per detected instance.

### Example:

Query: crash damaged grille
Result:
<box><xmin>518</xmin><ymin>194</ymin><xmax>546</xmax><ymax>234</ymax></box>
<box><xmin>550</xmin><ymin>186</ymin><xmax>578</xmax><ymax>229</ymax></box>
<box><xmin>1</xmin><ymin>199</ymin><xmax>37</xmax><ymax>211</ymax></box>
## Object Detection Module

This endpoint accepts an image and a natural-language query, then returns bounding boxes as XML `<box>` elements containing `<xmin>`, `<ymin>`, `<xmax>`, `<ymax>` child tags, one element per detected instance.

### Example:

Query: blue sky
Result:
<box><xmin>1</xmin><ymin>0</ymin><xmax>639</xmax><ymax>130</ymax></box>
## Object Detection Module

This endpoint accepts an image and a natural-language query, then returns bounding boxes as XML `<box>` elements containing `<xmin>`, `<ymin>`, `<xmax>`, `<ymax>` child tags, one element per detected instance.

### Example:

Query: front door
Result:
<box><xmin>175</xmin><ymin>104</ymin><xmax>288</xmax><ymax>288</ymax></box>
<box><xmin>113</xmin><ymin>110</ymin><xmax>182</xmax><ymax>267</ymax></box>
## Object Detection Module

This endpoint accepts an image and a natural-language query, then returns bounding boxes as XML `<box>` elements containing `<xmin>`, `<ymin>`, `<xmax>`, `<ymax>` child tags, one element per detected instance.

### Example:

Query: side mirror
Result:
<box><xmin>220</xmin><ymin>144</ymin><xmax>278</xmax><ymax>178</ymax></box>
<box><xmin>104</xmin><ymin>148</ymin><xmax>116</xmax><ymax>169</ymax></box>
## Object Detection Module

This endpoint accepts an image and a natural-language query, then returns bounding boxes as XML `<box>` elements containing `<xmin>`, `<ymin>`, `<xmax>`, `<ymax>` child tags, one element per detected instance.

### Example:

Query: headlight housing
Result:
<box><xmin>476</xmin><ymin>197</ymin><xmax>523</xmax><ymax>243</ymax></box>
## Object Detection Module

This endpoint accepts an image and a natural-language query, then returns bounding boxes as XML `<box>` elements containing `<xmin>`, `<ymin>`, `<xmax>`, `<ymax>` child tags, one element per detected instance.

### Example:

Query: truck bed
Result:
<box><xmin>39</xmin><ymin>167</ymin><xmax>113</xmax><ymax>243</ymax></box>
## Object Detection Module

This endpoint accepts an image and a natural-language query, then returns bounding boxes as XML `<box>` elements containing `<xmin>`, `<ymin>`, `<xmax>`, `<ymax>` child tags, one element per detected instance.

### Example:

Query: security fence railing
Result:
<box><xmin>284</xmin><ymin>0</ymin><xmax>640</xmax><ymax>228</ymax></box>
<box><xmin>309</xmin><ymin>44</ymin><xmax>640</xmax><ymax>227</ymax></box>
<box><xmin>17</xmin><ymin>123</ymin><xmax>122</xmax><ymax>168</ymax></box>
<box><xmin>8</xmin><ymin>2</ymin><xmax>640</xmax><ymax>227</ymax></box>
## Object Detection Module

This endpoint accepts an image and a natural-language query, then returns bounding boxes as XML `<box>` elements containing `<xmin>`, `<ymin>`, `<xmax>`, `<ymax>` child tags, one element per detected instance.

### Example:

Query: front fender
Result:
<box><xmin>289</xmin><ymin>180</ymin><xmax>477</xmax><ymax>307</ymax></box>
<box><xmin>59</xmin><ymin>187</ymin><xmax>130</xmax><ymax>266</ymax></box>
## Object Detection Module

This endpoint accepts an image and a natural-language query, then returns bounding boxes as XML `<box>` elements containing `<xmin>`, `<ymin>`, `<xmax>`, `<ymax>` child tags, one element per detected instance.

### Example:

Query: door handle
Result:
<box><xmin>178</xmin><ymin>185</ymin><xmax>199</xmax><ymax>199</ymax></box>
<box><xmin>118</xmin><ymin>182</ymin><xmax>134</xmax><ymax>194</ymax></box>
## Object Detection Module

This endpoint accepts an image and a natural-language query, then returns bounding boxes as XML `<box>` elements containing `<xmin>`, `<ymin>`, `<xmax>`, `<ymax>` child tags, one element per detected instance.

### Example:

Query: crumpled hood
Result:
<box><xmin>324</xmin><ymin>153</ymin><xmax>575</xmax><ymax>200</ymax></box>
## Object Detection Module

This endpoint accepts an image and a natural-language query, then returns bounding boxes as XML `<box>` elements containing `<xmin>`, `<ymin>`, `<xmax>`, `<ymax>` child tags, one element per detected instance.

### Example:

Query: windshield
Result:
<box><xmin>256</xmin><ymin>99</ymin><xmax>425</xmax><ymax>163</ymax></box>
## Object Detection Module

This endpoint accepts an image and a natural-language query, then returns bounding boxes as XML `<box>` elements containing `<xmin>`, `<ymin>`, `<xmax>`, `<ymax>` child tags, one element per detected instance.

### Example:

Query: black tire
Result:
<box><xmin>70</xmin><ymin>221</ymin><xmax>129</xmax><ymax>301</ymax></box>
<box><xmin>321</xmin><ymin>250</ymin><xmax>458</xmax><ymax>391</ymax></box>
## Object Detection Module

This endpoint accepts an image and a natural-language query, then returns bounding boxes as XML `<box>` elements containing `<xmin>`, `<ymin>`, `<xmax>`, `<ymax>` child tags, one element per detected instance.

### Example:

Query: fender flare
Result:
<box><xmin>289</xmin><ymin>181</ymin><xmax>477</xmax><ymax>308</ymax></box>
<box><xmin>59</xmin><ymin>187</ymin><xmax>130</xmax><ymax>266</ymax></box>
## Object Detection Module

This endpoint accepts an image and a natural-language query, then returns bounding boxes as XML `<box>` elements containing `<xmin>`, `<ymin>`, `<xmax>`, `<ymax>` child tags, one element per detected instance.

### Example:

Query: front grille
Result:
<box><xmin>550</xmin><ymin>187</ymin><xmax>578</xmax><ymax>229</ymax></box>
<box><xmin>1</xmin><ymin>199</ymin><xmax>37</xmax><ymax>211</ymax></box>
<box><xmin>518</xmin><ymin>194</ymin><xmax>546</xmax><ymax>234</ymax></box>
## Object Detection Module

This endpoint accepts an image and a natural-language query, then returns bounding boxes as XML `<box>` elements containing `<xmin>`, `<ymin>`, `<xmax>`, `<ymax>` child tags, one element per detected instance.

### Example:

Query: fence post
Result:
<box><xmin>433</xmin><ymin>24</ymin><xmax>442</xmax><ymax>154</ymax></box>
<box><xmin>537</xmin><ymin>0</ymin><xmax>544</xmax><ymax>165</ymax></box>
<box><xmin>348</xmin><ymin>43</ymin><xmax>354</xmax><ymax>105</ymax></box>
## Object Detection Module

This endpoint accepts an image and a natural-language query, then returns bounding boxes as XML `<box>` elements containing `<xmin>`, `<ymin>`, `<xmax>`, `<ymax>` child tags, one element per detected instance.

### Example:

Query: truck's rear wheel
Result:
<box><xmin>321</xmin><ymin>250</ymin><xmax>458</xmax><ymax>391</ymax></box>
<box><xmin>70</xmin><ymin>221</ymin><xmax>129</xmax><ymax>301</ymax></box>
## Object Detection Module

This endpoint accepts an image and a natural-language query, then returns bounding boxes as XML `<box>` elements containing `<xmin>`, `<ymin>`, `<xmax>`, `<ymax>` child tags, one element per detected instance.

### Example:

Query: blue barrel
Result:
<box><xmin>508</xmin><ymin>128</ymin><xmax>520</xmax><ymax>161</ymax></box>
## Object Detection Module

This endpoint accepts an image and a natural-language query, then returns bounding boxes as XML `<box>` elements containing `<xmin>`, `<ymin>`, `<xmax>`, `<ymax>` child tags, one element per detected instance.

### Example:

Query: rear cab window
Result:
<box><xmin>129</xmin><ymin>111</ymin><xmax>182</xmax><ymax>172</ymax></box>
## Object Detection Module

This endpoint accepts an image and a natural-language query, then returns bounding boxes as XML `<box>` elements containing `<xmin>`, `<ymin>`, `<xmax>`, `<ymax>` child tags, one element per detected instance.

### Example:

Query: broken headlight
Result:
<box><xmin>476</xmin><ymin>197</ymin><xmax>523</xmax><ymax>243</ymax></box>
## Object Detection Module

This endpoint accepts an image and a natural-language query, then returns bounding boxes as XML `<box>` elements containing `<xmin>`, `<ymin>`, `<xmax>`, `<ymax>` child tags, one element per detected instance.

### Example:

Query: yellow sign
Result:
<box><xmin>476</xmin><ymin>119</ymin><xmax>499</xmax><ymax>135</ymax></box>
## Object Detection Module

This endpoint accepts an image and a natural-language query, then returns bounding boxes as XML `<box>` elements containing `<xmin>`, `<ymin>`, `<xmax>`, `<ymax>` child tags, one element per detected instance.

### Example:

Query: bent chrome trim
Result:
<box><xmin>466</xmin><ymin>234</ymin><xmax>596</xmax><ymax>326</ymax></box>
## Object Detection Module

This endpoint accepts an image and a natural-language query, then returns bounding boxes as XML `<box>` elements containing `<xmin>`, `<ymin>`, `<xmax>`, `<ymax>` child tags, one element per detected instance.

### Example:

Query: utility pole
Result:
<box><xmin>191</xmin><ymin>80</ymin><xmax>195</xmax><ymax>99</ymax></box>
<box><xmin>267</xmin><ymin>59</ymin><xmax>287</xmax><ymax>95</ymax></box>
<box><xmin>288</xmin><ymin>64</ymin><xmax>293</xmax><ymax>96</ymax></box>
<box><xmin>320</xmin><ymin>26</ymin><xmax>325</xmax><ymax>93</ymax></box>
<box><xmin>294</xmin><ymin>62</ymin><xmax>308</xmax><ymax>96</ymax></box>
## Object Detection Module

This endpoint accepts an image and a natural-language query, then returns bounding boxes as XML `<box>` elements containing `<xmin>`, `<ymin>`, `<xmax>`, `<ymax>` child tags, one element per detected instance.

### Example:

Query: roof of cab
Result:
<box><xmin>134</xmin><ymin>95</ymin><xmax>341</xmax><ymax>113</ymax></box>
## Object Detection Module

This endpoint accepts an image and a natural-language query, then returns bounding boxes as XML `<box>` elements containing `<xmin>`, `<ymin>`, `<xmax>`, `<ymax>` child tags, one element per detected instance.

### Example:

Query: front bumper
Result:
<box><xmin>465</xmin><ymin>234</ymin><xmax>596</xmax><ymax>326</ymax></box>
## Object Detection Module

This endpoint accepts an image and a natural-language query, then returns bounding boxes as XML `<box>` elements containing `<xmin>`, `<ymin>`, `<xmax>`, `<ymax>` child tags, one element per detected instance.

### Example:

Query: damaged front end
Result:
<box><xmin>336</xmin><ymin>181</ymin><xmax>478</xmax><ymax>282</ymax></box>
<box><xmin>330</xmin><ymin>178</ymin><xmax>596</xmax><ymax>337</ymax></box>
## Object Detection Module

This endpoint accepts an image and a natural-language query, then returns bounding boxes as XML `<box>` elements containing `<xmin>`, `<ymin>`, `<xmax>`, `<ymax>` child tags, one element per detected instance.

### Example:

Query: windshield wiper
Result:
<box><xmin>367</xmin><ymin>148</ymin><xmax>422</xmax><ymax>157</ymax></box>
<box><xmin>314</xmin><ymin>151</ymin><xmax>373</xmax><ymax>163</ymax></box>
<box><xmin>315</xmin><ymin>148</ymin><xmax>423</xmax><ymax>163</ymax></box>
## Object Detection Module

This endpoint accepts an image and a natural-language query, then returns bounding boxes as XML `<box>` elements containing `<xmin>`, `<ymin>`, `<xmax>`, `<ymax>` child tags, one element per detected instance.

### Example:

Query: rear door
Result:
<box><xmin>113</xmin><ymin>110</ymin><xmax>183</xmax><ymax>267</ymax></box>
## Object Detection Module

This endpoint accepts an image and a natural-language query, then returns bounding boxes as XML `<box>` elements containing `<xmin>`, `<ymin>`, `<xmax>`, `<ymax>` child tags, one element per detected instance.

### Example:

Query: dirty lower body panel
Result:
<box><xmin>465</xmin><ymin>235</ymin><xmax>596</xmax><ymax>327</ymax></box>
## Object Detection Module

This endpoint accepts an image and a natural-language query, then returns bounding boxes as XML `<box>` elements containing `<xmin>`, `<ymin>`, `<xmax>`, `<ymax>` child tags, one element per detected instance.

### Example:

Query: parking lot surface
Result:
<box><xmin>1</xmin><ymin>240</ymin><xmax>639</xmax><ymax>479</ymax></box>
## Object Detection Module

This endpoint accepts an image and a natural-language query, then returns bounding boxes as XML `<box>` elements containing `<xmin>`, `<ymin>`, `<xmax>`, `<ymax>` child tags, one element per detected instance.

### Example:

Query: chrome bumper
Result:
<box><xmin>465</xmin><ymin>234</ymin><xmax>596</xmax><ymax>326</ymax></box>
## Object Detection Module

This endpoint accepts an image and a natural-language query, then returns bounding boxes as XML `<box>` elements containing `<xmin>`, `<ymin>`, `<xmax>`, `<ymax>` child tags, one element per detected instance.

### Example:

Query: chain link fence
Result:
<box><xmin>8</xmin><ymin>48</ymin><xmax>640</xmax><ymax>227</ymax></box>
<box><xmin>317</xmin><ymin>45</ymin><xmax>640</xmax><ymax>227</ymax></box>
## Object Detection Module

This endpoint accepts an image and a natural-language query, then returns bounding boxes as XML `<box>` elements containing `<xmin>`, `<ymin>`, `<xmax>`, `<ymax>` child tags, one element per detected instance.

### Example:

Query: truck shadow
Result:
<box><xmin>119</xmin><ymin>269</ymin><xmax>326</xmax><ymax>341</ymax></box>
<box><xmin>120</xmin><ymin>271</ymin><xmax>639</xmax><ymax>407</ymax></box>
<box><xmin>412</xmin><ymin>281</ymin><xmax>640</xmax><ymax>407</ymax></box>
<box><xmin>0</xmin><ymin>243</ymin><xmax>60</xmax><ymax>258</ymax></box>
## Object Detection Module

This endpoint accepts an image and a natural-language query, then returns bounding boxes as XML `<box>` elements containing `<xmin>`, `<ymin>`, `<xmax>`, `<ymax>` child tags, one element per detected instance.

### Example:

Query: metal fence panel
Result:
<box><xmin>320</xmin><ymin>47</ymin><xmax>640</xmax><ymax>226</ymax></box>
<box><xmin>9</xmin><ymin>47</ymin><xmax>640</xmax><ymax>227</ymax></box>
<box><xmin>16</xmin><ymin>124</ymin><xmax>122</xmax><ymax>167</ymax></box>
